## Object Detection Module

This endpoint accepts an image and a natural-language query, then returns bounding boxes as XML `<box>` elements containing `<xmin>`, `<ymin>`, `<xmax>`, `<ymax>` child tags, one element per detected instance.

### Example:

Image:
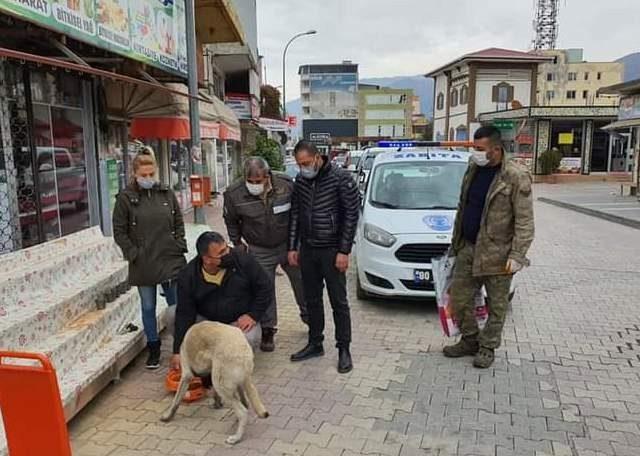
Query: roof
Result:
<box><xmin>425</xmin><ymin>47</ymin><xmax>553</xmax><ymax>77</ymax></box>
<box><xmin>374</xmin><ymin>149</ymin><xmax>471</xmax><ymax>165</ymax></box>
<box><xmin>598</xmin><ymin>78</ymin><xmax>640</xmax><ymax>96</ymax></box>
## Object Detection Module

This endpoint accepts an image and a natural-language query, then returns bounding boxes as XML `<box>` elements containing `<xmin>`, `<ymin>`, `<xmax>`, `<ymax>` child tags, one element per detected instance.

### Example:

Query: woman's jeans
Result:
<box><xmin>138</xmin><ymin>281</ymin><xmax>177</xmax><ymax>343</ymax></box>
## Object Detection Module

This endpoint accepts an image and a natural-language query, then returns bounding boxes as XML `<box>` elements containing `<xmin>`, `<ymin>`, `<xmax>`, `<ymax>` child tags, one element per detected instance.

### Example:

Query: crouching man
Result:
<box><xmin>166</xmin><ymin>231</ymin><xmax>273</xmax><ymax>370</ymax></box>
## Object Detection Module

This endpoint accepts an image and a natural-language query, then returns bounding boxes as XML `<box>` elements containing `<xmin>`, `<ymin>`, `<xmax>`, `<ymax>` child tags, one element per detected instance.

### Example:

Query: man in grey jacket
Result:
<box><xmin>223</xmin><ymin>157</ymin><xmax>307</xmax><ymax>352</ymax></box>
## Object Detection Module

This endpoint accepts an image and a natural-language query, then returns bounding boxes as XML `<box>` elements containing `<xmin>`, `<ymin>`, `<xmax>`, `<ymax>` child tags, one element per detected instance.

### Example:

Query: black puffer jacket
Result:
<box><xmin>288</xmin><ymin>156</ymin><xmax>361</xmax><ymax>254</ymax></box>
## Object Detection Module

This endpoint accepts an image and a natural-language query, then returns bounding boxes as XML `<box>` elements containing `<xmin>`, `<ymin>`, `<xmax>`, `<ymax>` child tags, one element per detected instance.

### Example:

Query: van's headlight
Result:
<box><xmin>364</xmin><ymin>223</ymin><xmax>396</xmax><ymax>247</ymax></box>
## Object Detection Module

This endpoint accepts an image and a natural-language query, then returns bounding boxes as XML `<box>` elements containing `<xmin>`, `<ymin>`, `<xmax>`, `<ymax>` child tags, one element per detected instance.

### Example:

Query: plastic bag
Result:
<box><xmin>432</xmin><ymin>254</ymin><xmax>488</xmax><ymax>337</ymax></box>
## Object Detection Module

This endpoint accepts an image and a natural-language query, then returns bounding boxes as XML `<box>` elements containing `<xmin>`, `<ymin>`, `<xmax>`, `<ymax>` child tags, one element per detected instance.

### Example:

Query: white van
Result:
<box><xmin>355</xmin><ymin>147</ymin><xmax>469</xmax><ymax>298</ymax></box>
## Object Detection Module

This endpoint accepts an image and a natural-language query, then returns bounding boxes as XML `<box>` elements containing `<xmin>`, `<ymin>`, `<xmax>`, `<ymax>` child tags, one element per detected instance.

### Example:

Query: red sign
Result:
<box><xmin>287</xmin><ymin>116</ymin><xmax>297</xmax><ymax>127</ymax></box>
<box><xmin>516</xmin><ymin>134</ymin><xmax>533</xmax><ymax>145</ymax></box>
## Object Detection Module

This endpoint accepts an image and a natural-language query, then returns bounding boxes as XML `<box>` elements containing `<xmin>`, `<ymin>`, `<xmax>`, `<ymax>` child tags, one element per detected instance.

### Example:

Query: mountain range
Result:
<box><xmin>617</xmin><ymin>52</ymin><xmax>640</xmax><ymax>82</ymax></box>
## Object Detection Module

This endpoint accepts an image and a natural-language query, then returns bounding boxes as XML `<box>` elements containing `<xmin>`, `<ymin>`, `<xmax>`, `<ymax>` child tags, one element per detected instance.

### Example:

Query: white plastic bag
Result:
<box><xmin>432</xmin><ymin>254</ymin><xmax>488</xmax><ymax>337</ymax></box>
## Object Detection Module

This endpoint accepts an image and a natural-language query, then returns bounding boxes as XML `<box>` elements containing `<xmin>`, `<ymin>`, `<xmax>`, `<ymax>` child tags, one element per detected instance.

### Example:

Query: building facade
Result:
<box><xmin>209</xmin><ymin>0</ymin><xmax>262</xmax><ymax>181</ymax></box>
<box><xmin>600</xmin><ymin>79</ymin><xmax>640</xmax><ymax>186</ymax></box>
<box><xmin>427</xmin><ymin>48</ymin><xmax>552</xmax><ymax>143</ymax></box>
<box><xmin>358</xmin><ymin>87</ymin><xmax>413</xmax><ymax>139</ymax></box>
<box><xmin>537</xmin><ymin>49</ymin><xmax>623</xmax><ymax>106</ymax></box>
<box><xmin>299</xmin><ymin>62</ymin><xmax>359</xmax><ymax>150</ymax></box>
<box><xmin>0</xmin><ymin>1</ymin><xmax>245</xmax><ymax>253</ymax></box>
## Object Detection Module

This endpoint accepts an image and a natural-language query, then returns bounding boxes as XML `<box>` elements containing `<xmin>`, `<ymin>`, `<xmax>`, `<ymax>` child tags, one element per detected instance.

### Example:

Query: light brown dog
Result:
<box><xmin>160</xmin><ymin>321</ymin><xmax>269</xmax><ymax>444</ymax></box>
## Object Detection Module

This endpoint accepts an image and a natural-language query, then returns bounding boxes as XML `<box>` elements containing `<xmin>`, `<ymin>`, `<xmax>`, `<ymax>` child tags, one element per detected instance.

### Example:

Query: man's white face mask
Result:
<box><xmin>245</xmin><ymin>182</ymin><xmax>264</xmax><ymax>196</ymax></box>
<box><xmin>471</xmin><ymin>151</ymin><xmax>490</xmax><ymax>167</ymax></box>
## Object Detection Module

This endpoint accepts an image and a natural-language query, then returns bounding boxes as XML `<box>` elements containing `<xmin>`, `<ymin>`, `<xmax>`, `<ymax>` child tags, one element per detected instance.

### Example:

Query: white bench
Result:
<box><xmin>0</xmin><ymin>224</ymin><xmax>209</xmax><ymax>454</ymax></box>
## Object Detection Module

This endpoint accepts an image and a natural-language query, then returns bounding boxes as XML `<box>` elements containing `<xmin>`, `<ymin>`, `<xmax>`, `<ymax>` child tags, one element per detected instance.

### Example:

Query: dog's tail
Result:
<box><xmin>243</xmin><ymin>377</ymin><xmax>269</xmax><ymax>418</ymax></box>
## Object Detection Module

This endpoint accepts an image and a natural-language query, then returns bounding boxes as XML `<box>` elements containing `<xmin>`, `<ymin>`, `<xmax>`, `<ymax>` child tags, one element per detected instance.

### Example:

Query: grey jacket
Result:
<box><xmin>223</xmin><ymin>172</ymin><xmax>294</xmax><ymax>248</ymax></box>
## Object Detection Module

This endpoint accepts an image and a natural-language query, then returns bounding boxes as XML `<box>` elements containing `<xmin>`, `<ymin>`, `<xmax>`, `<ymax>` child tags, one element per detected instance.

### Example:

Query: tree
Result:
<box><xmin>260</xmin><ymin>85</ymin><xmax>283</xmax><ymax>119</ymax></box>
<box><xmin>251</xmin><ymin>135</ymin><xmax>284</xmax><ymax>171</ymax></box>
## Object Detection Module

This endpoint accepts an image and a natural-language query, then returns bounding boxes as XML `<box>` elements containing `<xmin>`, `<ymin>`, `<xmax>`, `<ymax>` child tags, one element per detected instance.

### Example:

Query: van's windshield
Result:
<box><xmin>369</xmin><ymin>161</ymin><xmax>467</xmax><ymax>210</ymax></box>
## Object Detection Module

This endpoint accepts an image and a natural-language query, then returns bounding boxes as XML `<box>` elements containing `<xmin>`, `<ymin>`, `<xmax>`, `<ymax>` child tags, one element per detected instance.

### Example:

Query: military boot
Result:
<box><xmin>442</xmin><ymin>337</ymin><xmax>479</xmax><ymax>358</ymax></box>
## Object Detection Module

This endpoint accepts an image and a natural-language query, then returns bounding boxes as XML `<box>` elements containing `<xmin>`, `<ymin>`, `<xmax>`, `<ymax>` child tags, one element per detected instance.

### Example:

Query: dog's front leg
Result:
<box><xmin>160</xmin><ymin>371</ymin><xmax>193</xmax><ymax>422</ymax></box>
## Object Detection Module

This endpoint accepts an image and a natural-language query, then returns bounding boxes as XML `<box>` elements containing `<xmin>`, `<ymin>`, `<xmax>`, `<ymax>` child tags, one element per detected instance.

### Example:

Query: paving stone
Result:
<box><xmin>66</xmin><ymin>200</ymin><xmax>640</xmax><ymax>456</ymax></box>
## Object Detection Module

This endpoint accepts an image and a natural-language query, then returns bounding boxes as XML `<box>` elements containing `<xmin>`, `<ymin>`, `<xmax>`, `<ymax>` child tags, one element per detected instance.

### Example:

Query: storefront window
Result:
<box><xmin>6</xmin><ymin>65</ymin><xmax>91</xmax><ymax>247</ymax></box>
<box><xmin>550</xmin><ymin>120</ymin><xmax>583</xmax><ymax>173</ymax></box>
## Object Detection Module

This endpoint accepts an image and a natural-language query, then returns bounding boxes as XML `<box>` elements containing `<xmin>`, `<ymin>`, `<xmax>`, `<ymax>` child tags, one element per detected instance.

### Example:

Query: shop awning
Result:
<box><xmin>601</xmin><ymin>119</ymin><xmax>640</xmax><ymax>131</ymax></box>
<box><xmin>0</xmin><ymin>47</ymin><xmax>204</xmax><ymax>102</ymax></box>
<box><xmin>105</xmin><ymin>81</ymin><xmax>240</xmax><ymax>140</ymax></box>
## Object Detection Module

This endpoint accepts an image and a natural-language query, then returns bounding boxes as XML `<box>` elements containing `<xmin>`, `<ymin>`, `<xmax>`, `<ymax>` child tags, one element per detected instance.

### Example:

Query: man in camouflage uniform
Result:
<box><xmin>444</xmin><ymin>126</ymin><xmax>534</xmax><ymax>368</ymax></box>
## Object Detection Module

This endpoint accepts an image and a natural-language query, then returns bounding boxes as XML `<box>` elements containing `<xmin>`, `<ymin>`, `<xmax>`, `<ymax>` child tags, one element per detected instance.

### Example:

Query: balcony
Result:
<box><xmin>196</xmin><ymin>0</ymin><xmax>245</xmax><ymax>45</ymax></box>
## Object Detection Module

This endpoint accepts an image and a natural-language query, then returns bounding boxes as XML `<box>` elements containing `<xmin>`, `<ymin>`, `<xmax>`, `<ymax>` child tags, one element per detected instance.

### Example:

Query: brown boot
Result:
<box><xmin>443</xmin><ymin>337</ymin><xmax>479</xmax><ymax>358</ymax></box>
<box><xmin>260</xmin><ymin>328</ymin><xmax>276</xmax><ymax>352</ymax></box>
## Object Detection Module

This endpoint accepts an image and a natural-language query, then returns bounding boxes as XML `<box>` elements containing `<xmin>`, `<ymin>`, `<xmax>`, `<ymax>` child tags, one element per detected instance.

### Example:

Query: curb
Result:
<box><xmin>538</xmin><ymin>197</ymin><xmax>640</xmax><ymax>230</ymax></box>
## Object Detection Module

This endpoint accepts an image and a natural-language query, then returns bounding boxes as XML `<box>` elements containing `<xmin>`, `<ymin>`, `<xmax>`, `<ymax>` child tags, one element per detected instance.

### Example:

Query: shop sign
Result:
<box><xmin>558</xmin><ymin>157</ymin><xmax>581</xmax><ymax>174</ymax></box>
<box><xmin>310</xmin><ymin>132</ymin><xmax>331</xmax><ymax>144</ymax></box>
<box><xmin>258</xmin><ymin>117</ymin><xmax>289</xmax><ymax>132</ymax></box>
<box><xmin>619</xmin><ymin>95</ymin><xmax>640</xmax><ymax>120</ymax></box>
<box><xmin>287</xmin><ymin>116</ymin><xmax>297</xmax><ymax>127</ymax></box>
<box><xmin>516</xmin><ymin>134</ymin><xmax>533</xmax><ymax>145</ymax></box>
<box><xmin>106</xmin><ymin>158</ymin><xmax>119</xmax><ymax>212</ymax></box>
<box><xmin>0</xmin><ymin>0</ymin><xmax>188</xmax><ymax>76</ymax></box>
<box><xmin>493</xmin><ymin>119</ymin><xmax>514</xmax><ymax>129</ymax></box>
<box><xmin>225</xmin><ymin>94</ymin><xmax>252</xmax><ymax>120</ymax></box>
<box><xmin>558</xmin><ymin>132</ymin><xmax>574</xmax><ymax>145</ymax></box>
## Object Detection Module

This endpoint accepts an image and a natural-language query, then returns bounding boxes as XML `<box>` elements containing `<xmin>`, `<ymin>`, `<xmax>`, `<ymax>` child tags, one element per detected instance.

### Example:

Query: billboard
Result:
<box><xmin>0</xmin><ymin>0</ymin><xmax>187</xmax><ymax>76</ymax></box>
<box><xmin>619</xmin><ymin>95</ymin><xmax>640</xmax><ymax>121</ymax></box>
<box><xmin>309</xmin><ymin>73</ymin><xmax>358</xmax><ymax>120</ymax></box>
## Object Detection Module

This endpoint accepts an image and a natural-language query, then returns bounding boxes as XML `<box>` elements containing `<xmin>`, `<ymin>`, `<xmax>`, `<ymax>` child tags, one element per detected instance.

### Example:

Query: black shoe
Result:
<box><xmin>337</xmin><ymin>347</ymin><xmax>353</xmax><ymax>374</ymax></box>
<box><xmin>146</xmin><ymin>340</ymin><xmax>161</xmax><ymax>369</ymax></box>
<box><xmin>290</xmin><ymin>343</ymin><xmax>324</xmax><ymax>362</ymax></box>
<box><xmin>260</xmin><ymin>328</ymin><xmax>276</xmax><ymax>352</ymax></box>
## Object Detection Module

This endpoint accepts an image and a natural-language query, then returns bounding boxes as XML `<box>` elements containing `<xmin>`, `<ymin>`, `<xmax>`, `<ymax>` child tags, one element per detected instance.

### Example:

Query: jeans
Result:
<box><xmin>138</xmin><ymin>281</ymin><xmax>178</xmax><ymax>343</ymax></box>
<box><xmin>249</xmin><ymin>243</ymin><xmax>307</xmax><ymax>329</ymax></box>
<box><xmin>299</xmin><ymin>245</ymin><xmax>351</xmax><ymax>349</ymax></box>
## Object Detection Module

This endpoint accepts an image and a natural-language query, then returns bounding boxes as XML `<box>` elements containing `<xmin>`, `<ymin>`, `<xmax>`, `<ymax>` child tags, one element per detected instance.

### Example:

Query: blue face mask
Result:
<box><xmin>299</xmin><ymin>158</ymin><xmax>320</xmax><ymax>179</ymax></box>
<box><xmin>136</xmin><ymin>177</ymin><xmax>156</xmax><ymax>190</ymax></box>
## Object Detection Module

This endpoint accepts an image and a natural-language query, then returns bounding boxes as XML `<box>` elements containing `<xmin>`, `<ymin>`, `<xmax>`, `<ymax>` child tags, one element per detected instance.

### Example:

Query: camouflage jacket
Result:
<box><xmin>451</xmin><ymin>156</ymin><xmax>534</xmax><ymax>276</ymax></box>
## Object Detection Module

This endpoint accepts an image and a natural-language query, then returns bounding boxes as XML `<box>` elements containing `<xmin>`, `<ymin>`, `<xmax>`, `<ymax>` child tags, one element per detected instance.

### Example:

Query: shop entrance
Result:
<box><xmin>4</xmin><ymin>65</ymin><xmax>93</xmax><ymax>248</ymax></box>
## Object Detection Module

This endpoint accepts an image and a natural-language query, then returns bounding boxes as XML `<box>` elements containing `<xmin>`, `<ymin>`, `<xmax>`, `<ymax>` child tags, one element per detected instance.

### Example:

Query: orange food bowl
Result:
<box><xmin>165</xmin><ymin>369</ymin><xmax>205</xmax><ymax>403</ymax></box>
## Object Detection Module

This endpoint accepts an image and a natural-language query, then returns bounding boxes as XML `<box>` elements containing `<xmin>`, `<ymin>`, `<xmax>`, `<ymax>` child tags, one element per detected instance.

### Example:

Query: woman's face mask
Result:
<box><xmin>135</xmin><ymin>164</ymin><xmax>157</xmax><ymax>189</ymax></box>
<box><xmin>136</xmin><ymin>177</ymin><xmax>156</xmax><ymax>189</ymax></box>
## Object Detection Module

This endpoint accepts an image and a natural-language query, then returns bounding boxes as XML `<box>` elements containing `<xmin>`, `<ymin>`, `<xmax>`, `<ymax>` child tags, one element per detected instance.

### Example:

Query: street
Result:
<box><xmin>68</xmin><ymin>196</ymin><xmax>640</xmax><ymax>456</ymax></box>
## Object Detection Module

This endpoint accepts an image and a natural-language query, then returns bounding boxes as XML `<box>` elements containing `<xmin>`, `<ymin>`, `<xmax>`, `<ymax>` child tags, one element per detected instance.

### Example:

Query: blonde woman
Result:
<box><xmin>113</xmin><ymin>147</ymin><xmax>187</xmax><ymax>369</ymax></box>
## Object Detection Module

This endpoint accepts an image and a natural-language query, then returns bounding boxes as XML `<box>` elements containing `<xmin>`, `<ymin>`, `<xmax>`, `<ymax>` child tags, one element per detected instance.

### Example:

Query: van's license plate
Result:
<box><xmin>413</xmin><ymin>269</ymin><xmax>431</xmax><ymax>283</ymax></box>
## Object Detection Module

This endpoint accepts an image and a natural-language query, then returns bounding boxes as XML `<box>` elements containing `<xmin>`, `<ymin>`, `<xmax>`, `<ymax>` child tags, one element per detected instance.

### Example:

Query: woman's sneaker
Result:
<box><xmin>146</xmin><ymin>340</ymin><xmax>161</xmax><ymax>369</ymax></box>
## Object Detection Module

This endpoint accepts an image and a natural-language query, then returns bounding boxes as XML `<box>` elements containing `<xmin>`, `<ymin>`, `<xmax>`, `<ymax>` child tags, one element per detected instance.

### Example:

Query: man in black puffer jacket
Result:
<box><xmin>287</xmin><ymin>141</ymin><xmax>361</xmax><ymax>373</ymax></box>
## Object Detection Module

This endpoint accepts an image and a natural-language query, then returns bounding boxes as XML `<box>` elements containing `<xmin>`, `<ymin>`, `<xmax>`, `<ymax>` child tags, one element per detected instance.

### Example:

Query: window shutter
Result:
<box><xmin>507</xmin><ymin>85</ymin><xmax>515</xmax><ymax>102</ymax></box>
<box><xmin>492</xmin><ymin>85</ymin><xmax>499</xmax><ymax>102</ymax></box>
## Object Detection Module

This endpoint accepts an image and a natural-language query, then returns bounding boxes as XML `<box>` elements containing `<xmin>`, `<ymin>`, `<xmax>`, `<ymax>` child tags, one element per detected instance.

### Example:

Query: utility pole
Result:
<box><xmin>185</xmin><ymin>0</ymin><xmax>206</xmax><ymax>224</ymax></box>
<box><xmin>282</xmin><ymin>30</ymin><xmax>317</xmax><ymax>118</ymax></box>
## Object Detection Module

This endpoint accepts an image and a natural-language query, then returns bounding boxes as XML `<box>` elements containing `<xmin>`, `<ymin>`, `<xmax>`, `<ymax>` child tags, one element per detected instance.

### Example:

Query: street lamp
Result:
<box><xmin>282</xmin><ymin>30</ymin><xmax>317</xmax><ymax>118</ymax></box>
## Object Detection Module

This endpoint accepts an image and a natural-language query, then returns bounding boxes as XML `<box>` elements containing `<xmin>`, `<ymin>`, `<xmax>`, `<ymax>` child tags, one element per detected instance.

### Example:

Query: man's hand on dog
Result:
<box><xmin>235</xmin><ymin>314</ymin><xmax>256</xmax><ymax>333</ymax></box>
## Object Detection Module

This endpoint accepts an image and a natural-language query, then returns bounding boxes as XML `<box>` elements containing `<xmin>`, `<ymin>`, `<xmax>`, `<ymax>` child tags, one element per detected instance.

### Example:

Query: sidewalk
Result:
<box><xmin>536</xmin><ymin>182</ymin><xmax>640</xmax><ymax>229</ymax></box>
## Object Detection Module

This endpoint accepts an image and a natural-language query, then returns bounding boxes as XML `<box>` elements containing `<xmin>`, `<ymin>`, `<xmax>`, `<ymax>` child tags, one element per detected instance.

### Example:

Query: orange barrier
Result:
<box><xmin>0</xmin><ymin>351</ymin><xmax>71</xmax><ymax>456</ymax></box>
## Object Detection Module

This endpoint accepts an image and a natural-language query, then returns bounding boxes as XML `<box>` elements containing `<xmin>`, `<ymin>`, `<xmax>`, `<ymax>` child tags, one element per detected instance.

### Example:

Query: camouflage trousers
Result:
<box><xmin>450</xmin><ymin>242</ymin><xmax>513</xmax><ymax>349</ymax></box>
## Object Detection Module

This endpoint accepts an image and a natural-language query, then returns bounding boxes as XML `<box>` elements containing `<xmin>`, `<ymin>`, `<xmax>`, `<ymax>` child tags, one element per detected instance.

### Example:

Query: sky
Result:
<box><xmin>256</xmin><ymin>0</ymin><xmax>640</xmax><ymax>101</ymax></box>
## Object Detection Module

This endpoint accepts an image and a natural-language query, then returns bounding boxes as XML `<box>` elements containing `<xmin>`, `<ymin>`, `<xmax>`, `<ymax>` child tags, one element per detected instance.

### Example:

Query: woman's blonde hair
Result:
<box><xmin>131</xmin><ymin>146</ymin><xmax>157</xmax><ymax>184</ymax></box>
